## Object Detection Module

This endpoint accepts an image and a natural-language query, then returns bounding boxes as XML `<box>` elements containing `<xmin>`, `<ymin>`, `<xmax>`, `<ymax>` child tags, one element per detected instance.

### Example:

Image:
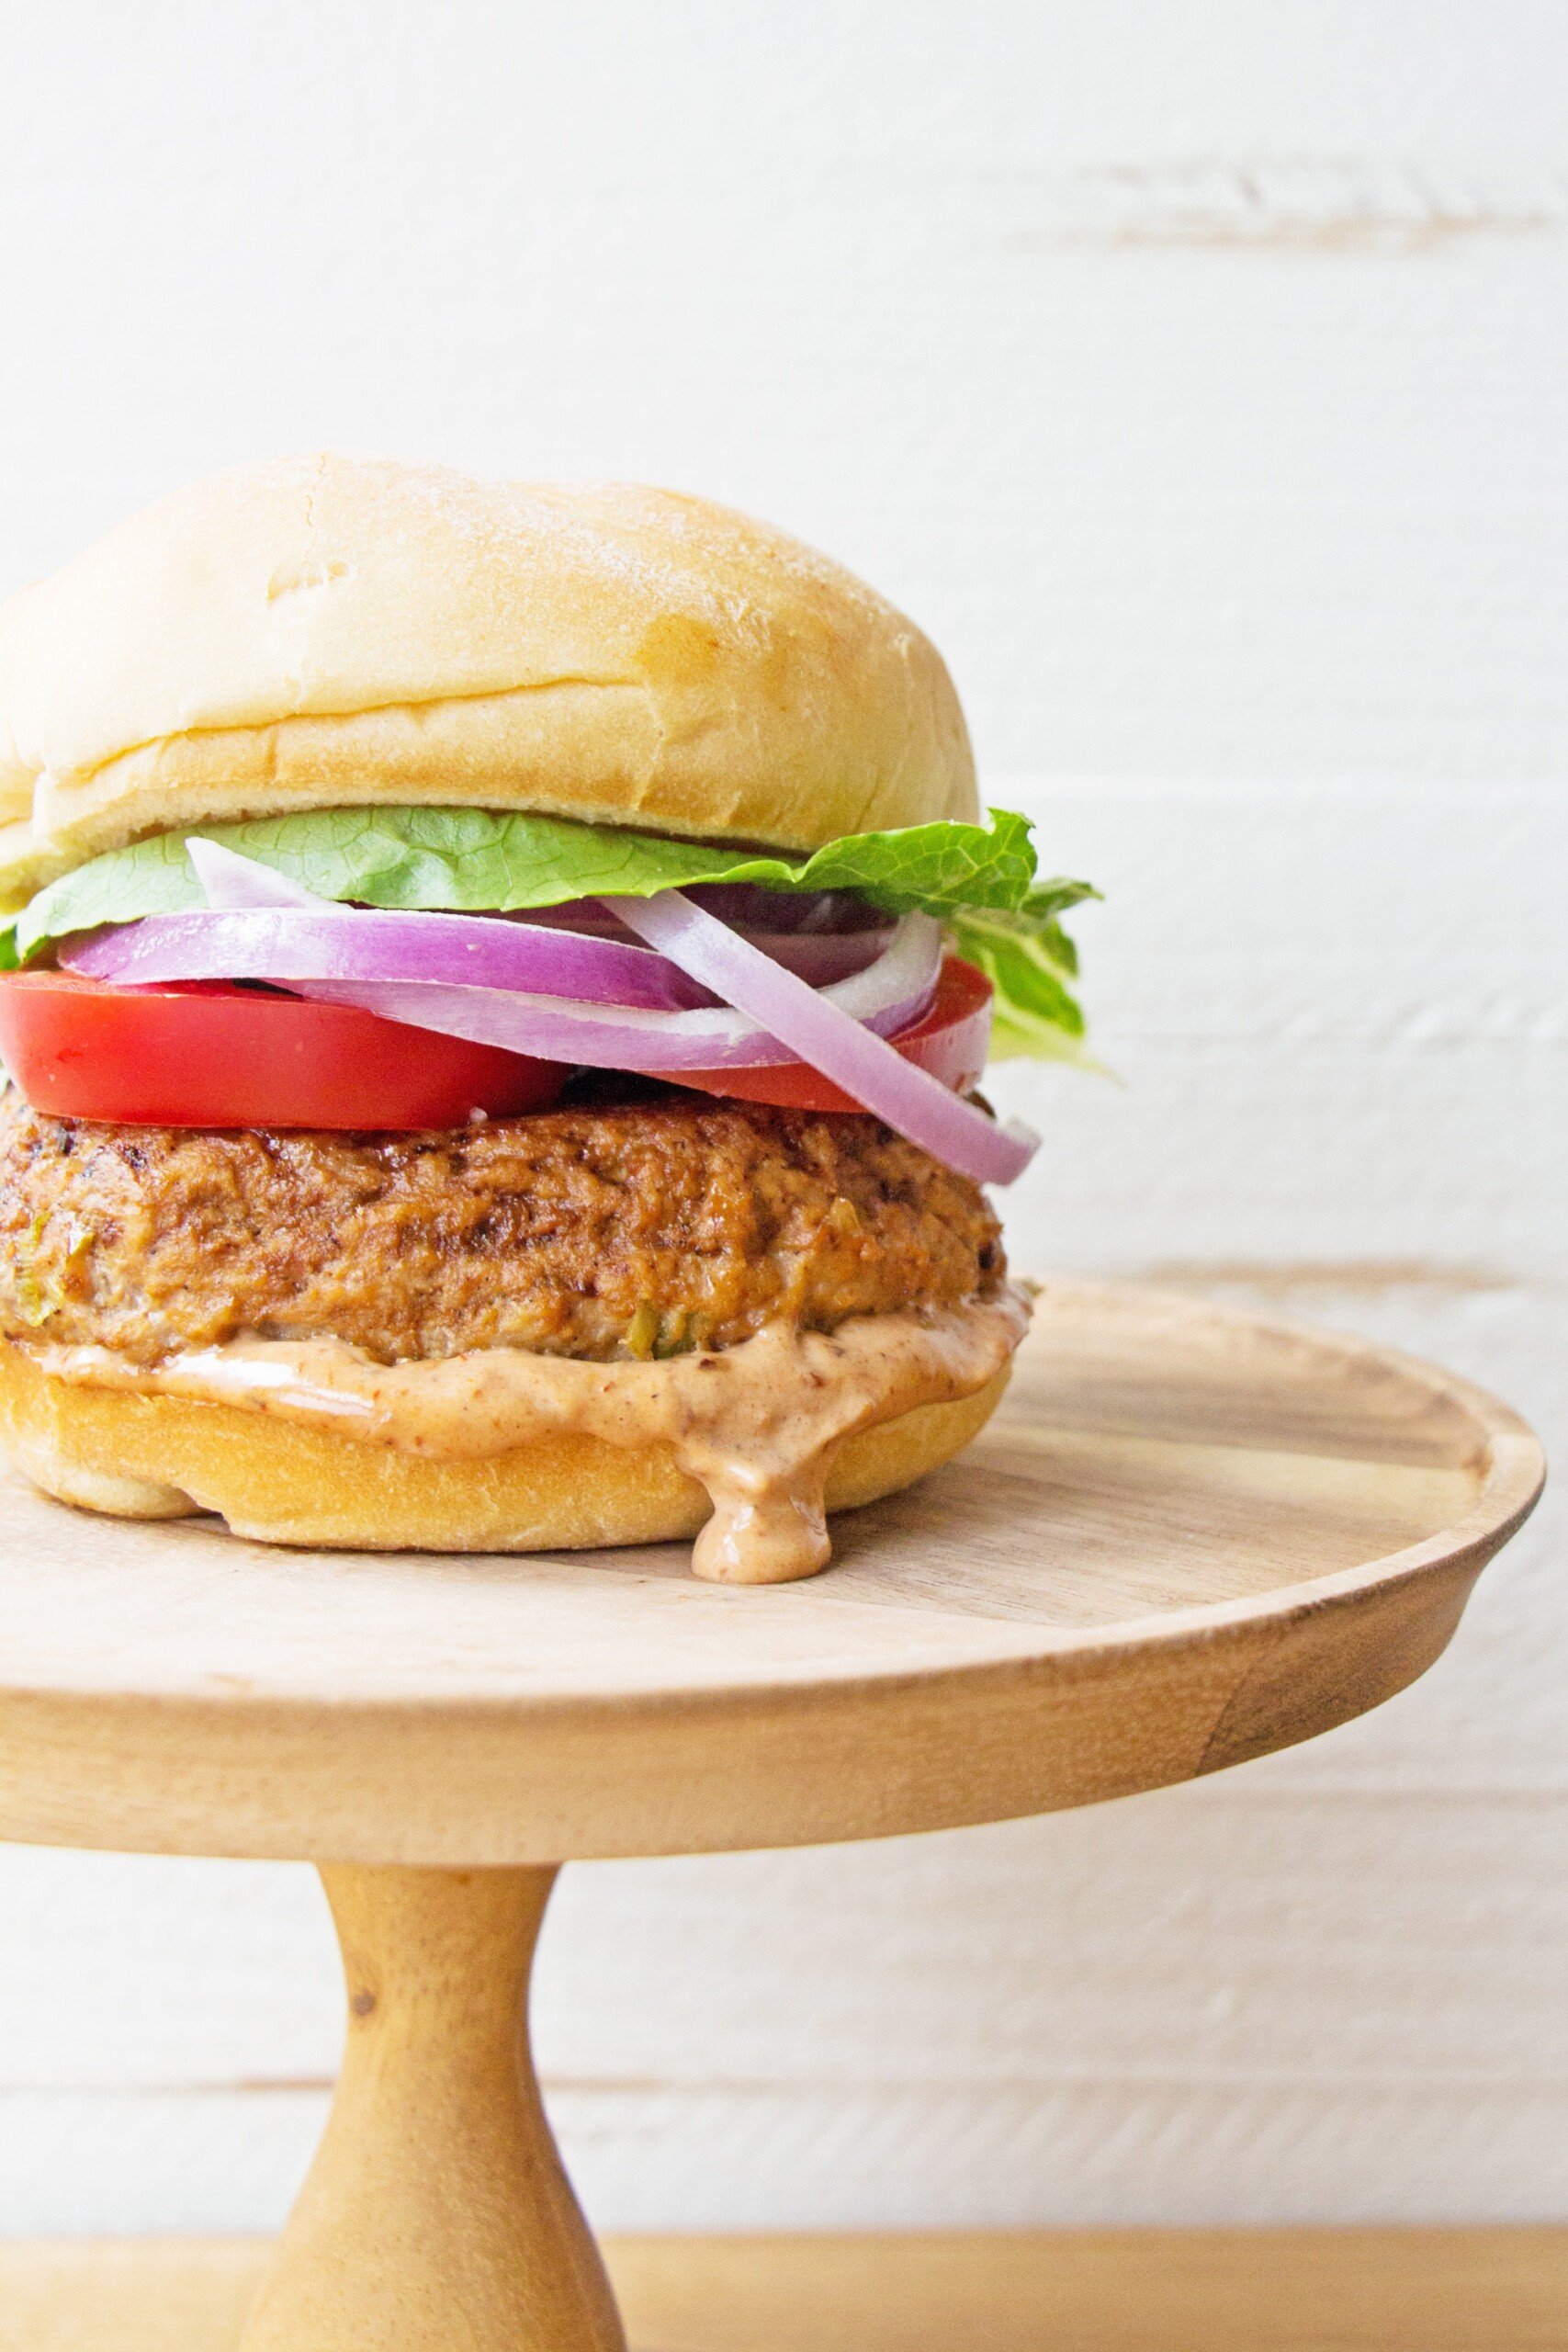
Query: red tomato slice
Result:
<box><xmin>0</xmin><ymin>972</ymin><xmax>566</xmax><ymax>1130</ymax></box>
<box><xmin>667</xmin><ymin>955</ymin><xmax>994</xmax><ymax>1113</ymax></box>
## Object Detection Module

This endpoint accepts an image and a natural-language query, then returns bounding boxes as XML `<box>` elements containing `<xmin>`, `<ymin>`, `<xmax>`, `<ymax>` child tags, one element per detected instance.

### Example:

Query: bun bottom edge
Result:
<box><xmin>0</xmin><ymin>1341</ymin><xmax>1011</xmax><ymax>1555</ymax></box>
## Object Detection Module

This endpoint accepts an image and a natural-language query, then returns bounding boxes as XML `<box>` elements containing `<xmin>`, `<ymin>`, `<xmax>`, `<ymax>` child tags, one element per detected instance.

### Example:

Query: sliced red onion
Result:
<box><xmin>186</xmin><ymin>840</ymin><xmax>321</xmax><ymax>910</ymax></box>
<box><xmin>532</xmin><ymin>886</ymin><xmax>877</xmax><ymax>936</ymax></box>
<box><xmin>171</xmin><ymin>840</ymin><xmax>886</xmax><ymax>987</ymax></box>
<box><xmin>67</xmin><ymin>909</ymin><xmax>714</xmax><ymax>1012</ymax></box>
<box><xmin>610</xmin><ymin>890</ymin><xmax>1038</xmax><ymax>1185</ymax></box>
<box><xmin>527</xmin><ymin>910</ymin><xmax>890</xmax><ymax>985</ymax></box>
<box><xmin>264</xmin><ymin>922</ymin><xmax>939</xmax><ymax>1072</ymax></box>
<box><xmin>720</xmin><ymin>931</ymin><xmax>888</xmax><ymax>985</ymax></box>
<box><xmin>174</xmin><ymin>844</ymin><xmax>1028</xmax><ymax>1178</ymax></box>
<box><xmin>175</xmin><ymin>840</ymin><xmax>942</xmax><ymax>1073</ymax></box>
<box><xmin>682</xmin><ymin>885</ymin><xmax>877</xmax><ymax>934</ymax></box>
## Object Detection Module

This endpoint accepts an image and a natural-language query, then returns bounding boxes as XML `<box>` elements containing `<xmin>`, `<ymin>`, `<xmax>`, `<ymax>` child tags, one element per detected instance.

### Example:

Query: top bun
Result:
<box><xmin>0</xmin><ymin>454</ymin><xmax>976</xmax><ymax>907</ymax></box>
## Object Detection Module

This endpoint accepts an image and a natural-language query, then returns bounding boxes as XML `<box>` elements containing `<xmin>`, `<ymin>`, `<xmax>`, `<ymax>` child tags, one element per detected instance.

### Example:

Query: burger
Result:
<box><xmin>0</xmin><ymin>456</ymin><xmax>1094</xmax><ymax>1582</ymax></box>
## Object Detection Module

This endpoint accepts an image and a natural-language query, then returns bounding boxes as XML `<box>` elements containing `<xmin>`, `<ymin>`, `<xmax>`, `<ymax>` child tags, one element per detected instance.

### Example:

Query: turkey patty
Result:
<box><xmin>0</xmin><ymin>1091</ymin><xmax>1005</xmax><ymax>1367</ymax></box>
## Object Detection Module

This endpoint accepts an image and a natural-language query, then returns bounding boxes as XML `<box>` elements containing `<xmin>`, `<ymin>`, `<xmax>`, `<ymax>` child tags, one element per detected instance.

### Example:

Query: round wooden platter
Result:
<box><xmin>0</xmin><ymin>1279</ymin><xmax>1542</xmax><ymax>1867</ymax></box>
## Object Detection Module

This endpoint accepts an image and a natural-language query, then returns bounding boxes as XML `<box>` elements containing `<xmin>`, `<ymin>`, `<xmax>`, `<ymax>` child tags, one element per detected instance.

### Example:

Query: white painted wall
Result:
<box><xmin>0</xmin><ymin>0</ymin><xmax>1562</xmax><ymax>2233</ymax></box>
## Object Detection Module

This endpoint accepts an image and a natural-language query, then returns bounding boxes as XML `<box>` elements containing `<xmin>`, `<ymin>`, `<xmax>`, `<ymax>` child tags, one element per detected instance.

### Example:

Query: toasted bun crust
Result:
<box><xmin>0</xmin><ymin>455</ymin><xmax>976</xmax><ymax>906</ymax></box>
<box><xmin>0</xmin><ymin>1339</ymin><xmax>1008</xmax><ymax>1555</ymax></box>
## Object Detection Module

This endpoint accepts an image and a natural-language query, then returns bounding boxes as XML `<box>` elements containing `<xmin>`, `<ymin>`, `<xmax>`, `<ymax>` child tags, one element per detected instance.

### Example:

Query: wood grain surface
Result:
<box><xmin>4</xmin><ymin>2230</ymin><xmax>1565</xmax><ymax>2352</ymax></box>
<box><xmin>0</xmin><ymin>1281</ymin><xmax>1541</xmax><ymax>1864</ymax></box>
<box><xmin>233</xmin><ymin>1867</ymin><xmax>623</xmax><ymax>2352</ymax></box>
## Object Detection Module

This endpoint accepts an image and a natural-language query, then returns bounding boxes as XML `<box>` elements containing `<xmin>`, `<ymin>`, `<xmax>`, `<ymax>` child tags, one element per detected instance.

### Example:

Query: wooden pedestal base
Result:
<box><xmin>237</xmin><ymin>1866</ymin><xmax>624</xmax><ymax>2352</ymax></box>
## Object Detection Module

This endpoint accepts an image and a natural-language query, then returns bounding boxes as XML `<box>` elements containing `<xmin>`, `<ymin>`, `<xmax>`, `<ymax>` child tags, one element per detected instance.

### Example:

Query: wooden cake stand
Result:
<box><xmin>0</xmin><ymin>1281</ymin><xmax>1543</xmax><ymax>2349</ymax></box>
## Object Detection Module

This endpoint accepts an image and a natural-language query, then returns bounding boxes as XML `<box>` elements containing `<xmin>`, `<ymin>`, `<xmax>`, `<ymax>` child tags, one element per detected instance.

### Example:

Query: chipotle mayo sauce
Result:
<box><xmin>33</xmin><ymin>1287</ymin><xmax>1030</xmax><ymax>1584</ymax></box>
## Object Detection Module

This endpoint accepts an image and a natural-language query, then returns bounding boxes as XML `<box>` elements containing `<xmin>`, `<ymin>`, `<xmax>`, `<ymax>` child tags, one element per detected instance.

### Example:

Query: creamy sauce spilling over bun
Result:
<box><xmin>34</xmin><ymin>1290</ymin><xmax>1029</xmax><ymax>1584</ymax></box>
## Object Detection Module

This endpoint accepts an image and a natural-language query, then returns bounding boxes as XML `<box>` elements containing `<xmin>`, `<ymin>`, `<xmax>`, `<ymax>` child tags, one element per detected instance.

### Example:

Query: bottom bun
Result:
<box><xmin>0</xmin><ymin>1338</ymin><xmax>1010</xmax><ymax>1555</ymax></box>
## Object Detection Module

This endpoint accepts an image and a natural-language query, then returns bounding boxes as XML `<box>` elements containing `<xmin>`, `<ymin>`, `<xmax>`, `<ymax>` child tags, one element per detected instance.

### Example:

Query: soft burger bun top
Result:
<box><xmin>0</xmin><ymin>453</ymin><xmax>976</xmax><ymax>908</ymax></box>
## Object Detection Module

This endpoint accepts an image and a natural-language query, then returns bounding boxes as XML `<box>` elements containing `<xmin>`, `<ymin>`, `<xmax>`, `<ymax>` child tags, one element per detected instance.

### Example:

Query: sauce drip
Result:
<box><xmin>34</xmin><ymin>1288</ymin><xmax>1030</xmax><ymax>1584</ymax></box>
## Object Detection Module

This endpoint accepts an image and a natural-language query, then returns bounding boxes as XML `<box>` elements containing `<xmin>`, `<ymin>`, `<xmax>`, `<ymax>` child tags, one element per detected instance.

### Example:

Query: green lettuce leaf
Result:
<box><xmin>949</xmin><ymin>901</ymin><xmax>1095</xmax><ymax>1065</ymax></box>
<box><xmin>0</xmin><ymin>803</ymin><xmax>1098</xmax><ymax>1054</ymax></box>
